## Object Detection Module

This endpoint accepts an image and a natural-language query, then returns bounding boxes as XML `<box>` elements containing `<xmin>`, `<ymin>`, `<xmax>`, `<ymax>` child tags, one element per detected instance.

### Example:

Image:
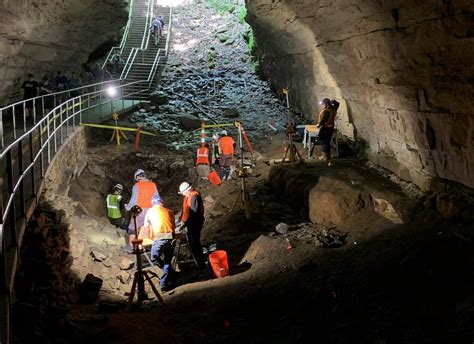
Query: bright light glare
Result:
<box><xmin>107</xmin><ymin>87</ymin><xmax>117</xmax><ymax>97</ymax></box>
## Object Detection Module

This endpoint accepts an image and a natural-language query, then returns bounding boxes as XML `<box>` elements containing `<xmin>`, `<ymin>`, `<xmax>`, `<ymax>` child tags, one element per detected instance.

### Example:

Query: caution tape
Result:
<box><xmin>80</xmin><ymin>123</ymin><xmax>157</xmax><ymax>136</ymax></box>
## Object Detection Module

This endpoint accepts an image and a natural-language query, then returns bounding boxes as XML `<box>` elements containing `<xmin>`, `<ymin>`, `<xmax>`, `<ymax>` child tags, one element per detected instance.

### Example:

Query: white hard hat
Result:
<box><xmin>151</xmin><ymin>194</ymin><xmax>163</xmax><ymax>206</ymax></box>
<box><xmin>134</xmin><ymin>169</ymin><xmax>145</xmax><ymax>181</ymax></box>
<box><xmin>114</xmin><ymin>183</ymin><xmax>123</xmax><ymax>190</ymax></box>
<box><xmin>178</xmin><ymin>181</ymin><xmax>192</xmax><ymax>194</ymax></box>
<box><xmin>220</xmin><ymin>130</ymin><xmax>228</xmax><ymax>136</ymax></box>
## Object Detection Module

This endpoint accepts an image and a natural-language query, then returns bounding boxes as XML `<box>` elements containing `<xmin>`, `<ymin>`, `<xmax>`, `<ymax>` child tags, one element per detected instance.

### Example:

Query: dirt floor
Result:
<box><xmin>12</xmin><ymin>2</ymin><xmax>474</xmax><ymax>344</ymax></box>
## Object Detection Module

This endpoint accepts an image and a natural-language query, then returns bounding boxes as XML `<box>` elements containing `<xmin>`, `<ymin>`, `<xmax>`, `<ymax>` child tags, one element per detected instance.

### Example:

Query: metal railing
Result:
<box><xmin>141</xmin><ymin>0</ymin><xmax>154</xmax><ymax>50</ymax></box>
<box><xmin>0</xmin><ymin>80</ymin><xmax>120</xmax><ymax>151</ymax></box>
<box><xmin>101</xmin><ymin>0</ymin><xmax>135</xmax><ymax>69</ymax></box>
<box><xmin>147</xmin><ymin>8</ymin><xmax>173</xmax><ymax>89</ymax></box>
<box><xmin>121</xmin><ymin>6</ymin><xmax>172</xmax><ymax>83</ymax></box>
<box><xmin>0</xmin><ymin>79</ymin><xmax>149</xmax><ymax>344</ymax></box>
<box><xmin>0</xmin><ymin>2</ymin><xmax>173</xmax><ymax>342</ymax></box>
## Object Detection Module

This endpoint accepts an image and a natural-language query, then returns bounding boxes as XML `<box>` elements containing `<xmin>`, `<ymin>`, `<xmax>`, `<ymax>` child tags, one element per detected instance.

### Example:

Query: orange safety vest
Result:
<box><xmin>181</xmin><ymin>190</ymin><xmax>204</xmax><ymax>222</ymax></box>
<box><xmin>208</xmin><ymin>170</ymin><xmax>221</xmax><ymax>186</ymax></box>
<box><xmin>219</xmin><ymin>136</ymin><xmax>235</xmax><ymax>155</ymax></box>
<box><xmin>136</xmin><ymin>180</ymin><xmax>158</xmax><ymax>209</ymax></box>
<box><xmin>317</xmin><ymin>107</ymin><xmax>337</xmax><ymax>128</ymax></box>
<box><xmin>145</xmin><ymin>205</ymin><xmax>175</xmax><ymax>240</ymax></box>
<box><xmin>196</xmin><ymin>147</ymin><xmax>210</xmax><ymax>165</ymax></box>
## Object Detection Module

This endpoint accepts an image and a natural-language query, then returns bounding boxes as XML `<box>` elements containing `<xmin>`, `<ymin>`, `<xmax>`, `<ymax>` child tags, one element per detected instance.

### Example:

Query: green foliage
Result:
<box><xmin>241</xmin><ymin>26</ymin><xmax>255</xmax><ymax>53</ymax></box>
<box><xmin>205</xmin><ymin>0</ymin><xmax>237</xmax><ymax>15</ymax></box>
<box><xmin>238</xmin><ymin>6</ymin><xmax>247</xmax><ymax>23</ymax></box>
<box><xmin>248</xmin><ymin>31</ymin><xmax>255</xmax><ymax>52</ymax></box>
<box><xmin>208</xmin><ymin>50</ymin><xmax>218</xmax><ymax>62</ymax></box>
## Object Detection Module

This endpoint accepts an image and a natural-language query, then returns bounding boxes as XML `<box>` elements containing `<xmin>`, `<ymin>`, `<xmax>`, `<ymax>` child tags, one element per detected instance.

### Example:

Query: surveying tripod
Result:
<box><xmin>230</xmin><ymin>122</ymin><xmax>253</xmax><ymax>219</ymax></box>
<box><xmin>172</xmin><ymin>224</ymin><xmax>199</xmax><ymax>271</ymax></box>
<box><xmin>282</xmin><ymin>122</ymin><xmax>304</xmax><ymax>167</ymax></box>
<box><xmin>110</xmin><ymin>111</ymin><xmax>128</xmax><ymax>145</ymax></box>
<box><xmin>127</xmin><ymin>206</ymin><xmax>164</xmax><ymax>309</ymax></box>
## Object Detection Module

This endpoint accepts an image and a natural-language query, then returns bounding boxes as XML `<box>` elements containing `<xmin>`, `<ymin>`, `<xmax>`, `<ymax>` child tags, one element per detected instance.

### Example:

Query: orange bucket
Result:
<box><xmin>209</xmin><ymin>250</ymin><xmax>229</xmax><ymax>278</ymax></box>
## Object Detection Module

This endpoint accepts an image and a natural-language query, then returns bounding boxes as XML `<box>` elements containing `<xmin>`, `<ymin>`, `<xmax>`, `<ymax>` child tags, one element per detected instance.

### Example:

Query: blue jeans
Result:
<box><xmin>151</xmin><ymin>239</ymin><xmax>174</xmax><ymax>290</ymax></box>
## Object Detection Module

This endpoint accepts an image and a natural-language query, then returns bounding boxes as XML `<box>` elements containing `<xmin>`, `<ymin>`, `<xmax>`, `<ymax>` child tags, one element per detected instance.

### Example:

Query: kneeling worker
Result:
<box><xmin>178</xmin><ymin>181</ymin><xmax>206</xmax><ymax>269</ymax></box>
<box><xmin>106</xmin><ymin>184</ymin><xmax>130</xmax><ymax>249</ymax></box>
<box><xmin>144</xmin><ymin>195</ymin><xmax>176</xmax><ymax>292</ymax></box>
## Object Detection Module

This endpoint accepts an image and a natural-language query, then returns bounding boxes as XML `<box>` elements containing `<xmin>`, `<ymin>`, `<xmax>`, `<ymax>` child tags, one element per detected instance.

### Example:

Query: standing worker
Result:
<box><xmin>143</xmin><ymin>195</ymin><xmax>176</xmax><ymax>292</ymax></box>
<box><xmin>178</xmin><ymin>182</ymin><xmax>206</xmax><ymax>269</ymax></box>
<box><xmin>218</xmin><ymin>130</ymin><xmax>235</xmax><ymax>181</ymax></box>
<box><xmin>195</xmin><ymin>143</ymin><xmax>211</xmax><ymax>179</ymax></box>
<box><xmin>125</xmin><ymin>169</ymin><xmax>160</xmax><ymax>234</ymax></box>
<box><xmin>316</xmin><ymin>98</ymin><xmax>339</xmax><ymax>167</ymax></box>
<box><xmin>106</xmin><ymin>184</ymin><xmax>131</xmax><ymax>250</ymax></box>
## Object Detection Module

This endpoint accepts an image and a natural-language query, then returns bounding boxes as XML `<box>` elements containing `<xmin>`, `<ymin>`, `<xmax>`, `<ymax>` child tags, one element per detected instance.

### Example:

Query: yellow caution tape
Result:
<box><xmin>79</xmin><ymin>123</ymin><xmax>157</xmax><ymax>136</ymax></box>
<box><xmin>192</xmin><ymin>122</ymin><xmax>236</xmax><ymax>131</ymax></box>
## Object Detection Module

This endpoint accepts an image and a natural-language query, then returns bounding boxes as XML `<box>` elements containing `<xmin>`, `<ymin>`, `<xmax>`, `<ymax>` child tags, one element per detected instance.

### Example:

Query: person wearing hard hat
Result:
<box><xmin>218</xmin><ymin>130</ymin><xmax>235</xmax><ymax>181</ymax></box>
<box><xmin>106</xmin><ymin>184</ymin><xmax>131</xmax><ymax>250</ymax></box>
<box><xmin>143</xmin><ymin>195</ymin><xmax>176</xmax><ymax>291</ymax></box>
<box><xmin>316</xmin><ymin>98</ymin><xmax>339</xmax><ymax>167</ymax></box>
<box><xmin>178</xmin><ymin>181</ymin><xmax>206</xmax><ymax>269</ymax></box>
<box><xmin>195</xmin><ymin>143</ymin><xmax>211</xmax><ymax>179</ymax></box>
<box><xmin>125</xmin><ymin>169</ymin><xmax>160</xmax><ymax>234</ymax></box>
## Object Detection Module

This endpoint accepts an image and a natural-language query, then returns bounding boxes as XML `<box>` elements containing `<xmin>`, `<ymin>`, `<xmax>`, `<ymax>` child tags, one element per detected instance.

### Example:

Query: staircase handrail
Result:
<box><xmin>101</xmin><ymin>0</ymin><xmax>135</xmax><ymax>69</ymax></box>
<box><xmin>0</xmin><ymin>79</ymin><xmax>120</xmax><ymax>150</ymax></box>
<box><xmin>141</xmin><ymin>0</ymin><xmax>154</xmax><ymax>50</ymax></box>
<box><xmin>147</xmin><ymin>7</ymin><xmax>173</xmax><ymax>89</ymax></box>
<box><xmin>0</xmin><ymin>79</ymin><xmax>147</xmax><ymax>160</ymax></box>
<box><xmin>120</xmin><ymin>48</ymin><xmax>139</xmax><ymax>80</ymax></box>
<box><xmin>0</xmin><ymin>77</ymin><xmax>150</xmax><ymax>343</ymax></box>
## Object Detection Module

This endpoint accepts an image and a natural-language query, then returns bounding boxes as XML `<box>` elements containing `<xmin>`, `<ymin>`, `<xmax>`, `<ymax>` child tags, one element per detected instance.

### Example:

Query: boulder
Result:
<box><xmin>117</xmin><ymin>271</ymin><xmax>130</xmax><ymax>284</ymax></box>
<box><xmin>150</xmin><ymin>94</ymin><xmax>169</xmax><ymax>106</ymax></box>
<box><xmin>308</xmin><ymin>179</ymin><xmax>370</xmax><ymax>225</ymax></box>
<box><xmin>275</xmin><ymin>223</ymin><xmax>289</xmax><ymax>234</ymax></box>
<box><xmin>179</xmin><ymin>115</ymin><xmax>201</xmax><ymax>130</ymax></box>
<box><xmin>119</xmin><ymin>257</ymin><xmax>135</xmax><ymax>270</ymax></box>
<box><xmin>204</xmin><ymin>195</ymin><xmax>215</xmax><ymax>203</ymax></box>
<box><xmin>436</xmin><ymin>194</ymin><xmax>463</xmax><ymax>219</ymax></box>
<box><xmin>90</xmin><ymin>249</ymin><xmax>107</xmax><ymax>262</ymax></box>
<box><xmin>223</xmin><ymin>107</ymin><xmax>239</xmax><ymax>118</ymax></box>
<box><xmin>210</xmin><ymin>210</ymin><xmax>224</xmax><ymax>218</ymax></box>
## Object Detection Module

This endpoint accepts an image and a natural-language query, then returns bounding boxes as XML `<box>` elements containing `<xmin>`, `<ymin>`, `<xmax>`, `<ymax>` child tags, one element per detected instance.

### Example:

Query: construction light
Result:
<box><xmin>107</xmin><ymin>87</ymin><xmax>117</xmax><ymax>97</ymax></box>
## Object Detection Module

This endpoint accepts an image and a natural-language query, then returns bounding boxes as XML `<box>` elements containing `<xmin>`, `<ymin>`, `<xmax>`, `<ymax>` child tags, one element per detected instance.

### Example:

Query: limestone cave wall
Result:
<box><xmin>0</xmin><ymin>0</ymin><xmax>128</xmax><ymax>104</ymax></box>
<box><xmin>246</xmin><ymin>0</ymin><xmax>474</xmax><ymax>191</ymax></box>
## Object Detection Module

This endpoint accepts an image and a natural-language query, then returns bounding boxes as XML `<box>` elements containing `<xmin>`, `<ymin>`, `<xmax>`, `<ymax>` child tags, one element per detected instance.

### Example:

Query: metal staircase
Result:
<box><xmin>103</xmin><ymin>0</ymin><xmax>172</xmax><ymax>100</ymax></box>
<box><xmin>0</xmin><ymin>1</ymin><xmax>173</xmax><ymax>342</ymax></box>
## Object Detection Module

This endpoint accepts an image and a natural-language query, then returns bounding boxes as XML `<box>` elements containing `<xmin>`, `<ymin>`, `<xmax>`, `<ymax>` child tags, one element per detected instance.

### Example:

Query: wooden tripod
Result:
<box><xmin>282</xmin><ymin>125</ymin><xmax>304</xmax><ymax>167</ymax></box>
